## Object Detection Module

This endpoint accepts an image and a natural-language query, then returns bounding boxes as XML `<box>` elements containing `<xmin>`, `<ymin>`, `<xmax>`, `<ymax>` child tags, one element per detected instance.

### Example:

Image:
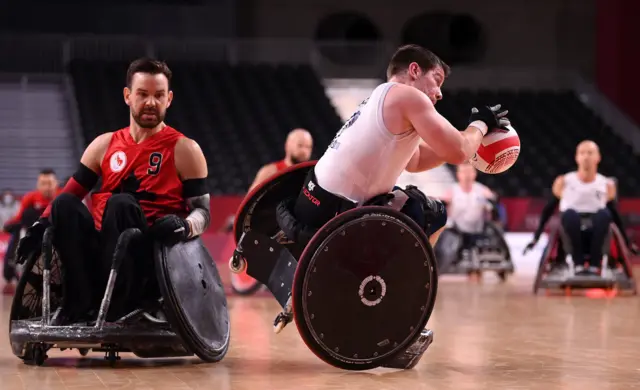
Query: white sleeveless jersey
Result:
<box><xmin>559</xmin><ymin>172</ymin><xmax>609</xmax><ymax>213</ymax></box>
<box><xmin>314</xmin><ymin>82</ymin><xmax>421</xmax><ymax>203</ymax></box>
<box><xmin>448</xmin><ymin>183</ymin><xmax>491</xmax><ymax>233</ymax></box>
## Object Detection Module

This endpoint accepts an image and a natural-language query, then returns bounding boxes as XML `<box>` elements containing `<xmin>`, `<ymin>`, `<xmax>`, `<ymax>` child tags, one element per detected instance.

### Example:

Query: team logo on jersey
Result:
<box><xmin>110</xmin><ymin>151</ymin><xmax>127</xmax><ymax>173</ymax></box>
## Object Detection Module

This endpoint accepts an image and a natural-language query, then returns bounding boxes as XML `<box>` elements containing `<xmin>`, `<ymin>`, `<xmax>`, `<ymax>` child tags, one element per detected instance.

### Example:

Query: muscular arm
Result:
<box><xmin>175</xmin><ymin>137</ymin><xmax>210</xmax><ymax>238</ymax></box>
<box><xmin>40</xmin><ymin>133</ymin><xmax>111</xmax><ymax>219</ymax></box>
<box><xmin>605</xmin><ymin>179</ymin><xmax>632</xmax><ymax>244</ymax></box>
<box><xmin>405</xmin><ymin>141</ymin><xmax>446</xmax><ymax>172</ymax></box>
<box><xmin>249</xmin><ymin>163</ymin><xmax>278</xmax><ymax>191</ymax></box>
<box><xmin>477</xmin><ymin>183</ymin><xmax>497</xmax><ymax>201</ymax></box>
<box><xmin>552</xmin><ymin>175</ymin><xmax>564</xmax><ymax>199</ymax></box>
<box><xmin>401</xmin><ymin>85</ymin><xmax>486</xmax><ymax>165</ymax></box>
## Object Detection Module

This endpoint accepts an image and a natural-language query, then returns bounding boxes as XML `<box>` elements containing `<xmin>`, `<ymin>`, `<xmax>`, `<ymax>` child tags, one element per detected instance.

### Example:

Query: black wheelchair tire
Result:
<box><xmin>155</xmin><ymin>242</ymin><xmax>230</xmax><ymax>363</ymax></box>
<box><xmin>292</xmin><ymin>206</ymin><xmax>439</xmax><ymax>370</ymax></box>
<box><xmin>231</xmin><ymin>279</ymin><xmax>263</xmax><ymax>296</ymax></box>
<box><xmin>9</xmin><ymin>252</ymin><xmax>39</xmax><ymax>326</ymax></box>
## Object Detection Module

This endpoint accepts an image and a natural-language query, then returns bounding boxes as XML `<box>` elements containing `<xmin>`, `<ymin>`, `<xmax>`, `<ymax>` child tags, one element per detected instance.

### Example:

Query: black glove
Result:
<box><xmin>149</xmin><ymin>214</ymin><xmax>190</xmax><ymax>244</ymax></box>
<box><xmin>469</xmin><ymin>104</ymin><xmax>510</xmax><ymax>133</ymax></box>
<box><xmin>15</xmin><ymin>218</ymin><xmax>50</xmax><ymax>264</ymax></box>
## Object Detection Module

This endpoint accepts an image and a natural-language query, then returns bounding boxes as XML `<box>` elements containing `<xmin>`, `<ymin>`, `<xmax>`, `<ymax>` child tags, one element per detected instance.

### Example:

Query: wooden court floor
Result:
<box><xmin>1</xmin><ymin>272</ymin><xmax>640</xmax><ymax>390</ymax></box>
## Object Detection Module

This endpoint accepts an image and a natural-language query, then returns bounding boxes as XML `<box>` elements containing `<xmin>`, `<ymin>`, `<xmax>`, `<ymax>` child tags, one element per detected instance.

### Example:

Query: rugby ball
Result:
<box><xmin>469</xmin><ymin>125</ymin><xmax>520</xmax><ymax>174</ymax></box>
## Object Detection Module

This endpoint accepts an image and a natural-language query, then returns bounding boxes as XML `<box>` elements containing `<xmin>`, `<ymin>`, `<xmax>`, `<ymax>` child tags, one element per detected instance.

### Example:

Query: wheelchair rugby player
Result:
<box><xmin>525</xmin><ymin>140</ymin><xmax>637</xmax><ymax>294</ymax></box>
<box><xmin>230</xmin><ymin>44</ymin><xmax>515</xmax><ymax>370</ymax></box>
<box><xmin>9</xmin><ymin>58</ymin><xmax>230</xmax><ymax>366</ymax></box>
<box><xmin>435</xmin><ymin>163</ymin><xmax>514</xmax><ymax>280</ymax></box>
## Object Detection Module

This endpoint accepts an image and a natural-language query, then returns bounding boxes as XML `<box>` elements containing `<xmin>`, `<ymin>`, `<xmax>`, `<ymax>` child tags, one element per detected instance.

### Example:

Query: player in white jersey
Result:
<box><xmin>525</xmin><ymin>140</ymin><xmax>635</xmax><ymax>274</ymax></box>
<box><xmin>443</xmin><ymin>163</ymin><xmax>496</xmax><ymax>234</ymax></box>
<box><xmin>282</xmin><ymin>44</ymin><xmax>511</xmax><ymax>246</ymax></box>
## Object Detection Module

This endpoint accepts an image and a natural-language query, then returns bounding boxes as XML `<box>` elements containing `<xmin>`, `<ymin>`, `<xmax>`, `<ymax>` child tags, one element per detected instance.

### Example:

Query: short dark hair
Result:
<box><xmin>39</xmin><ymin>168</ymin><xmax>55</xmax><ymax>176</ymax></box>
<box><xmin>126</xmin><ymin>57</ymin><xmax>172</xmax><ymax>88</ymax></box>
<box><xmin>386</xmin><ymin>44</ymin><xmax>450</xmax><ymax>79</ymax></box>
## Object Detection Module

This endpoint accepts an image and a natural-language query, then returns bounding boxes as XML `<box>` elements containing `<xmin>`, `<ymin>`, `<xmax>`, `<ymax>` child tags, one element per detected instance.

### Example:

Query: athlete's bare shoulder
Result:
<box><xmin>383</xmin><ymin>83</ymin><xmax>434</xmax><ymax>135</ymax></box>
<box><xmin>249</xmin><ymin>163</ymin><xmax>278</xmax><ymax>190</ymax></box>
<box><xmin>175</xmin><ymin>137</ymin><xmax>208</xmax><ymax>181</ymax></box>
<box><xmin>80</xmin><ymin>132</ymin><xmax>114</xmax><ymax>174</ymax></box>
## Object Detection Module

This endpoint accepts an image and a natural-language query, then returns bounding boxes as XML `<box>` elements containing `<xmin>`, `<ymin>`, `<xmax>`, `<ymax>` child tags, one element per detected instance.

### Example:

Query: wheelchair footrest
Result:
<box><xmin>540</xmin><ymin>274</ymin><xmax>621</xmax><ymax>289</ymax></box>
<box><xmin>382</xmin><ymin>329</ymin><xmax>434</xmax><ymax>369</ymax></box>
<box><xmin>240</xmin><ymin>230</ymin><xmax>298</xmax><ymax>309</ymax></box>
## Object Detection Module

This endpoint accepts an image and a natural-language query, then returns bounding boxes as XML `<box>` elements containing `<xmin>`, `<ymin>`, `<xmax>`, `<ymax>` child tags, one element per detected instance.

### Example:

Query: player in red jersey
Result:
<box><xmin>2</xmin><ymin>169</ymin><xmax>60</xmax><ymax>294</ymax></box>
<box><xmin>16</xmin><ymin>58</ymin><xmax>211</xmax><ymax>324</ymax></box>
<box><xmin>230</xmin><ymin>128</ymin><xmax>313</xmax><ymax>294</ymax></box>
<box><xmin>248</xmin><ymin>128</ymin><xmax>313</xmax><ymax>190</ymax></box>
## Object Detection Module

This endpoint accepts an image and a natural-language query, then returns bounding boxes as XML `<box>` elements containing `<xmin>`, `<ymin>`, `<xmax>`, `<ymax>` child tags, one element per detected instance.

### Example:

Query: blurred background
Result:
<box><xmin>0</xmin><ymin>0</ymin><xmax>639</xmax><ymax>288</ymax></box>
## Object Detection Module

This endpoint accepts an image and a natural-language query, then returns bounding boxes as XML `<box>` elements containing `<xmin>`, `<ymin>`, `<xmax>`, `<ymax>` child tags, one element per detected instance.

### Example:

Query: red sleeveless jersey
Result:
<box><xmin>274</xmin><ymin>160</ymin><xmax>288</xmax><ymax>171</ymax></box>
<box><xmin>90</xmin><ymin>126</ymin><xmax>188</xmax><ymax>230</ymax></box>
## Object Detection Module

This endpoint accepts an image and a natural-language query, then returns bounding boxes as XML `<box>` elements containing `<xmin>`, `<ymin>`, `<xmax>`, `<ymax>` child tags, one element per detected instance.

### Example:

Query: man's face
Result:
<box><xmin>124</xmin><ymin>72</ymin><xmax>173</xmax><ymax>129</ymax></box>
<box><xmin>409</xmin><ymin>63</ymin><xmax>445</xmax><ymax>105</ymax></box>
<box><xmin>287</xmin><ymin>133</ymin><xmax>313</xmax><ymax>164</ymax></box>
<box><xmin>575</xmin><ymin>141</ymin><xmax>600</xmax><ymax>171</ymax></box>
<box><xmin>456</xmin><ymin>164</ymin><xmax>477</xmax><ymax>185</ymax></box>
<box><xmin>37</xmin><ymin>174</ymin><xmax>58</xmax><ymax>198</ymax></box>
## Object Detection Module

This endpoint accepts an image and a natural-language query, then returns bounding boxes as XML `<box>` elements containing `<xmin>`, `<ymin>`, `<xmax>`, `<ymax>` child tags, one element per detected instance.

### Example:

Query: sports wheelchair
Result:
<box><xmin>532</xmin><ymin>222</ymin><xmax>636</xmax><ymax>294</ymax></box>
<box><xmin>8</xmin><ymin>227</ymin><xmax>230</xmax><ymax>366</ymax></box>
<box><xmin>434</xmin><ymin>222</ymin><xmax>514</xmax><ymax>281</ymax></box>
<box><xmin>230</xmin><ymin>161</ymin><xmax>438</xmax><ymax>371</ymax></box>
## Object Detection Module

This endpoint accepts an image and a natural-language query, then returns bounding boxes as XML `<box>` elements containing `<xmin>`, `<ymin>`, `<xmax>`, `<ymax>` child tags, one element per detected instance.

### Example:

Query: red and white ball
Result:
<box><xmin>469</xmin><ymin>125</ymin><xmax>520</xmax><ymax>174</ymax></box>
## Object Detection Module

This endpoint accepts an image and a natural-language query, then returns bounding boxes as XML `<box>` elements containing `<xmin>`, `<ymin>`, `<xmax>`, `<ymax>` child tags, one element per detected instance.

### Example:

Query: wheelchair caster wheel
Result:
<box><xmin>273</xmin><ymin>297</ymin><xmax>293</xmax><ymax>334</ymax></box>
<box><xmin>32</xmin><ymin>344</ymin><xmax>47</xmax><ymax>366</ymax></box>
<box><xmin>78</xmin><ymin>348</ymin><xmax>89</xmax><ymax>357</ymax></box>
<box><xmin>105</xmin><ymin>350</ymin><xmax>120</xmax><ymax>367</ymax></box>
<box><xmin>273</xmin><ymin>312</ymin><xmax>292</xmax><ymax>334</ymax></box>
<box><xmin>229</xmin><ymin>254</ymin><xmax>247</xmax><ymax>274</ymax></box>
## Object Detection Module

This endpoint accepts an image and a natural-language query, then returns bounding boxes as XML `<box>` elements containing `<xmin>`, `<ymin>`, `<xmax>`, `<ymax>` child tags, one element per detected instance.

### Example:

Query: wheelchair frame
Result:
<box><xmin>532</xmin><ymin>223</ymin><xmax>636</xmax><ymax>295</ymax></box>
<box><xmin>9</xmin><ymin>227</ymin><xmax>230</xmax><ymax>366</ymax></box>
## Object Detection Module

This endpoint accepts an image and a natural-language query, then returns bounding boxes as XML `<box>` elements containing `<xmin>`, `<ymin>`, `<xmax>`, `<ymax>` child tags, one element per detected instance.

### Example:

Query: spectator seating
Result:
<box><xmin>436</xmin><ymin>89</ymin><xmax>640</xmax><ymax>197</ymax></box>
<box><xmin>68</xmin><ymin>60</ymin><xmax>342</xmax><ymax>194</ymax></box>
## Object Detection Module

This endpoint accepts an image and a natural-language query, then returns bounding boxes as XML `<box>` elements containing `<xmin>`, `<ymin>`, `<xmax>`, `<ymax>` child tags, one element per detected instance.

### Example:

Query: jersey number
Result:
<box><xmin>147</xmin><ymin>152</ymin><xmax>163</xmax><ymax>175</ymax></box>
<box><xmin>329</xmin><ymin>97</ymin><xmax>368</xmax><ymax>150</ymax></box>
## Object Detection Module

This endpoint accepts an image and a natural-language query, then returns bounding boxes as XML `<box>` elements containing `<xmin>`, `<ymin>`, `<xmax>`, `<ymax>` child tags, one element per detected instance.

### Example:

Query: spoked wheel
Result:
<box><xmin>10</xmin><ymin>250</ymin><xmax>64</xmax><ymax>327</ymax></box>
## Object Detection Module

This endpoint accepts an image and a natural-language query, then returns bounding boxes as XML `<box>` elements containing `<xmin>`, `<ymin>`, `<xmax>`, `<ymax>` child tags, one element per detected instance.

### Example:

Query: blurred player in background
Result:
<box><xmin>228</xmin><ymin>128</ymin><xmax>313</xmax><ymax>294</ymax></box>
<box><xmin>1</xmin><ymin>169</ymin><xmax>60</xmax><ymax>294</ymax></box>
<box><xmin>248</xmin><ymin>128</ymin><xmax>313</xmax><ymax>190</ymax></box>
<box><xmin>524</xmin><ymin>140</ymin><xmax>636</xmax><ymax>275</ymax></box>
<box><xmin>441</xmin><ymin>163</ymin><xmax>496</xmax><ymax>275</ymax></box>
<box><xmin>442</xmin><ymin>163</ymin><xmax>496</xmax><ymax>233</ymax></box>
<box><xmin>0</xmin><ymin>189</ymin><xmax>19</xmax><ymax>228</ymax></box>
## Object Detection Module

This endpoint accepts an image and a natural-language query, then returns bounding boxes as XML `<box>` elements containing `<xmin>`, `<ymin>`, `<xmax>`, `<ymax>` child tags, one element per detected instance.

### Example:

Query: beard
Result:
<box><xmin>290</xmin><ymin>155</ymin><xmax>309</xmax><ymax>165</ymax></box>
<box><xmin>132</xmin><ymin>107</ymin><xmax>165</xmax><ymax>129</ymax></box>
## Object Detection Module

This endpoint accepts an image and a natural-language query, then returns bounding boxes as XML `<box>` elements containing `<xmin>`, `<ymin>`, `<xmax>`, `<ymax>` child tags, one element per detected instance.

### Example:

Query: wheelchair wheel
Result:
<box><xmin>230</xmin><ymin>275</ymin><xmax>263</xmax><ymax>296</ymax></box>
<box><xmin>292</xmin><ymin>206</ymin><xmax>438</xmax><ymax>370</ymax></box>
<box><xmin>155</xmin><ymin>239</ymin><xmax>230</xmax><ymax>363</ymax></box>
<box><xmin>9</xmin><ymin>248</ymin><xmax>64</xmax><ymax>363</ymax></box>
<box><xmin>10</xmin><ymin>249</ymin><xmax>64</xmax><ymax>327</ymax></box>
